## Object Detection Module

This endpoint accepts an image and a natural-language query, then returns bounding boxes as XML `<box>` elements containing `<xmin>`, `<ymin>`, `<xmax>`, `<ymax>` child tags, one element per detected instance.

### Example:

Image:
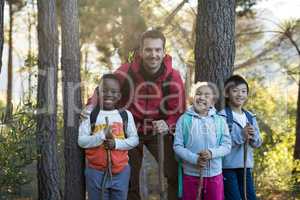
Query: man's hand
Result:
<box><xmin>243</xmin><ymin>123</ymin><xmax>255</xmax><ymax>141</ymax></box>
<box><xmin>152</xmin><ymin>120</ymin><xmax>169</xmax><ymax>134</ymax></box>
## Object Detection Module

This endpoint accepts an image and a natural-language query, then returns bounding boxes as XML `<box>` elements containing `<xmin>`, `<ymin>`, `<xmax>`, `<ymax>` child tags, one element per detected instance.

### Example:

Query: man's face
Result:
<box><xmin>98</xmin><ymin>78</ymin><xmax>121</xmax><ymax>110</ymax></box>
<box><xmin>140</xmin><ymin>38</ymin><xmax>165</xmax><ymax>74</ymax></box>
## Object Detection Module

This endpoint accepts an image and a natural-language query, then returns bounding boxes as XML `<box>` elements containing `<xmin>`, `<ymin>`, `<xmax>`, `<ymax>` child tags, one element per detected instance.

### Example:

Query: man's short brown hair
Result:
<box><xmin>140</xmin><ymin>29</ymin><xmax>166</xmax><ymax>49</ymax></box>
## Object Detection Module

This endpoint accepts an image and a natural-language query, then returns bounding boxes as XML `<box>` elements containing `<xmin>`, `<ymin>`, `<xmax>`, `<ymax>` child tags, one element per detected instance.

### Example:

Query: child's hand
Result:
<box><xmin>104</xmin><ymin>126</ymin><xmax>113</xmax><ymax>139</ymax></box>
<box><xmin>197</xmin><ymin>150</ymin><xmax>212</xmax><ymax>168</ymax></box>
<box><xmin>197</xmin><ymin>156</ymin><xmax>207</xmax><ymax>169</ymax></box>
<box><xmin>103</xmin><ymin>126</ymin><xmax>115</xmax><ymax>149</ymax></box>
<box><xmin>199</xmin><ymin>150</ymin><xmax>212</xmax><ymax>160</ymax></box>
<box><xmin>104</xmin><ymin>138</ymin><xmax>115</xmax><ymax>150</ymax></box>
<box><xmin>243</xmin><ymin>123</ymin><xmax>255</xmax><ymax>141</ymax></box>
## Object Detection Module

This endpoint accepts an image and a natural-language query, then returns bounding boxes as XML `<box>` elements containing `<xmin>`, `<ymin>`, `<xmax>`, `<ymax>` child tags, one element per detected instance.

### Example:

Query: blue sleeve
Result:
<box><xmin>173</xmin><ymin>117</ymin><xmax>199</xmax><ymax>165</ymax></box>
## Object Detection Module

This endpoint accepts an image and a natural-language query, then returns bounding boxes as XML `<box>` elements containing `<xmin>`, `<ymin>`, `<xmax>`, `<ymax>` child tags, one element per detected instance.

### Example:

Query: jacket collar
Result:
<box><xmin>129</xmin><ymin>54</ymin><xmax>173</xmax><ymax>82</ymax></box>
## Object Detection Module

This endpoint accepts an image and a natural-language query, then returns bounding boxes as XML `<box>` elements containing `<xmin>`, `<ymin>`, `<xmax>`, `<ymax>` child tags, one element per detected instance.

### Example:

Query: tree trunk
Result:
<box><xmin>5</xmin><ymin>1</ymin><xmax>13</xmax><ymax>120</ymax></box>
<box><xmin>295</xmin><ymin>82</ymin><xmax>300</xmax><ymax>160</ymax></box>
<box><xmin>194</xmin><ymin>0</ymin><xmax>236</xmax><ymax>109</ymax></box>
<box><xmin>0</xmin><ymin>0</ymin><xmax>4</xmax><ymax>73</ymax></box>
<box><xmin>61</xmin><ymin>0</ymin><xmax>85</xmax><ymax>199</ymax></box>
<box><xmin>36</xmin><ymin>0</ymin><xmax>61</xmax><ymax>199</ymax></box>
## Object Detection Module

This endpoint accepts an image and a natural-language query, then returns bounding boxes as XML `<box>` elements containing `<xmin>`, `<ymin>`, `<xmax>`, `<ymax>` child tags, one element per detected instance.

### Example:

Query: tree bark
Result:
<box><xmin>61</xmin><ymin>0</ymin><xmax>85</xmax><ymax>199</ymax></box>
<box><xmin>194</xmin><ymin>0</ymin><xmax>236</xmax><ymax>109</ymax></box>
<box><xmin>294</xmin><ymin>83</ymin><xmax>300</xmax><ymax>160</ymax></box>
<box><xmin>36</xmin><ymin>0</ymin><xmax>61</xmax><ymax>199</ymax></box>
<box><xmin>0</xmin><ymin>0</ymin><xmax>4</xmax><ymax>73</ymax></box>
<box><xmin>5</xmin><ymin>1</ymin><xmax>13</xmax><ymax>120</ymax></box>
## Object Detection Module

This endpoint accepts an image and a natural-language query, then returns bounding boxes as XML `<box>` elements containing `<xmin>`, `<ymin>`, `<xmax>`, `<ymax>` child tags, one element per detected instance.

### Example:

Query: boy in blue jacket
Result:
<box><xmin>219</xmin><ymin>75</ymin><xmax>262</xmax><ymax>200</ymax></box>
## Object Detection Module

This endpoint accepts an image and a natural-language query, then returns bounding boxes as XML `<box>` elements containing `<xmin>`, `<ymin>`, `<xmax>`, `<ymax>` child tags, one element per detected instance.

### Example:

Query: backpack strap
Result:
<box><xmin>243</xmin><ymin>109</ymin><xmax>254</xmax><ymax>125</ymax></box>
<box><xmin>118</xmin><ymin>109</ymin><xmax>128</xmax><ymax>138</ymax></box>
<box><xmin>225</xmin><ymin>106</ymin><xmax>234</xmax><ymax>133</ymax></box>
<box><xmin>177</xmin><ymin>113</ymin><xmax>192</xmax><ymax>198</ymax></box>
<box><xmin>90</xmin><ymin>104</ymin><xmax>100</xmax><ymax>133</ymax></box>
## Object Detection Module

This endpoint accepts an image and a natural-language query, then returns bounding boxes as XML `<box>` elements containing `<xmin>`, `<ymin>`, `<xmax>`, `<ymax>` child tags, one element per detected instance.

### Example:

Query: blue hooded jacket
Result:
<box><xmin>218</xmin><ymin>109</ymin><xmax>262</xmax><ymax>169</ymax></box>
<box><xmin>173</xmin><ymin>106</ymin><xmax>231</xmax><ymax>177</ymax></box>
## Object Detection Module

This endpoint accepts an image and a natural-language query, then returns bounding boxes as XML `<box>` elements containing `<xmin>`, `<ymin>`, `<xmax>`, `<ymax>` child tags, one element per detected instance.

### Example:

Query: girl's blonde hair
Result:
<box><xmin>189</xmin><ymin>81</ymin><xmax>220</xmax><ymax>104</ymax></box>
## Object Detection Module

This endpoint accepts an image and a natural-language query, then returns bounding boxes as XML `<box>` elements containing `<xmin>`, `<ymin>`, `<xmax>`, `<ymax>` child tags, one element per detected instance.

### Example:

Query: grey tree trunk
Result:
<box><xmin>0</xmin><ymin>0</ymin><xmax>4</xmax><ymax>73</ymax></box>
<box><xmin>295</xmin><ymin>83</ymin><xmax>300</xmax><ymax>160</ymax></box>
<box><xmin>36</xmin><ymin>0</ymin><xmax>61</xmax><ymax>199</ymax></box>
<box><xmin>61</xmin><ymin>0</ymin><xmax>85</xmax><ymax>199</ymax></box>
<box><xmin>194</xmin><ymin>0</ymin><xmax>236</xmax><ymax>109</ymax></box>
<box><xmin>5</xmin><ymin>1</ymin><xmax>13</xmax><ymax>120</ymax></box>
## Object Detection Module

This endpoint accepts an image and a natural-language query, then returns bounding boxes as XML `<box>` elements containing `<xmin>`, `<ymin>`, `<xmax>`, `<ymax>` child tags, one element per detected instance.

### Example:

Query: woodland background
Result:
<box><xmin>0</xmin><ymin>0</ymin><xmax>300</xmax><ymax>199</ymax></box>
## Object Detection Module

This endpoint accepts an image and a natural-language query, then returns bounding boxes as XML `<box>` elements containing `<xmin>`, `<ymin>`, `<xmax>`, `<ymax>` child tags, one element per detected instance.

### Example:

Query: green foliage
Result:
<box><xmin>78</xmin><ymin>0</ymin><xmax>146</xmax><ymax>65</ymax></box>
<box><xmin>236</xmin><ymin>0</ymin><xmax>258</xmax><ymax>16</ymax></box>
<box><xmin>245</xmin><ymin>78</ymin><xmax>300</xmax><ymax>199</ymax></box>
<box><xmin>0</xmin><ymin>103</ymin><xmax>37</xmax><ymax>197</ymax></box>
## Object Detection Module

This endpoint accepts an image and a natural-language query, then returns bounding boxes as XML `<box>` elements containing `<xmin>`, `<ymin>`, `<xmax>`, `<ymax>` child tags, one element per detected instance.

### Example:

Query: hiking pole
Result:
<box><xmin>100</xmin><ymin>117</ymin><xmax>113</xmax><ymax>200</ymax></box>
<box><xmin>158</xmin><ymin>131</ymin><xmax>167</xmax><ymax>200</ymax></box>
<box><xmin>105</xmin><ymin>117</ymin><xmax>113</xmax><ymax>178</ymax></box>
<box><xmin>196</xmin><ymin>168</ymin><xmax>203</xmax><ymax>200</ymax></box>
<box><xmin>197</xmin><ymin>131</ymin><xmax>208</xmax><ymax>200</ymax></box>
<box><xmin>243</xmin><ymin>123</ymin><xmax>250</xmax><ymax>200</ymax></box>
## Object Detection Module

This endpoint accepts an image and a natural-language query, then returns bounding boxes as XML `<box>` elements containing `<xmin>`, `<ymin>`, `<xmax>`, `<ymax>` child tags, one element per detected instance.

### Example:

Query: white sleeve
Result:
<box><xmin>115</xmin><ymin>111</ymin><xmax>139</xmax><ymax>150</ymax></box>
<box><xmin>78</xmin><ymin>117</ymin><xmax>106</xmax><ymax>148</ymax></box>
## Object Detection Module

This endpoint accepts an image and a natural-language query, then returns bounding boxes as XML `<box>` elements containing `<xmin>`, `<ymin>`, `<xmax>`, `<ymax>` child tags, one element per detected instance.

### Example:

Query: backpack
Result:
<box><xmin>177</xmin><ymin>113</ymin><xmax>224</xmax><ymax>198</ymax></box>
<box><xmin>224</xmin><ymin>106</ymin><xmax>253</xmax><ymax>133</ymax></box>
<box><xmin>90</xmin><ymin>104</ymin><xmax>128</xmax><ymax>137</ymax></box>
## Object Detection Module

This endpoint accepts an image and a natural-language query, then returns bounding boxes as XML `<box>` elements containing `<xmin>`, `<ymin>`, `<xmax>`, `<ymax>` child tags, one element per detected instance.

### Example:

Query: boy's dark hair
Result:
<box><xmin>140</xmin><ymin>29</ymin><xmax>166</xmax><ymax>49</ymax></box>
<box><xmin>225</xmin><ymin>75</ymin><xmax>249</xmax><ymax>92</ymax></box>
<box><xmin>224</xmin><ymin>75</ymin><xmax>249</xmax><ymax>106</ymax></box>
<box><xmin>101</xmin><ymin>73</ymin><xmax>120</xmax><ymax>85</ymax></box>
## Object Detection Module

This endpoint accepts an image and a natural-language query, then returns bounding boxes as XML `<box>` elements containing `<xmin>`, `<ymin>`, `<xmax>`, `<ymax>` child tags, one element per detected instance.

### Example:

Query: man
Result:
<box><xmin>88</xmin><ymin>29</ymin><xmax>185</xmax><ymax>200</ymax></box>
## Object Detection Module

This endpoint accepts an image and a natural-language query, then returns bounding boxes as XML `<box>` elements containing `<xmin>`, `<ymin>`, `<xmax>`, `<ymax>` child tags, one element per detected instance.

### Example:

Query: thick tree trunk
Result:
<box><xmin>0</xmin><ymin>0</ymin><xmax>4</xmax><ymax>73</ymax></box>
<box><xmin>194</xmin><ymin>0</ymin><xmax>236</xmax><ymax>109</ymax></box>
<box><xmin>36</xmin><ymin>0</ymin><xmax>61</xmax><ymax>199</ymax></box>
<box><xmin>295</xmin><ymin>82</ymin><xmax>300</xmax><ymax>160</ymax></box>
<box><xmin>61</xmin><ymin>1</ymin><xmax>85</xmax><ymax>199</ymax></box>
<box><xmin>5</xmin><ymin>1</ymin><xmax>13</xmax><ymax>120</ymax></box>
